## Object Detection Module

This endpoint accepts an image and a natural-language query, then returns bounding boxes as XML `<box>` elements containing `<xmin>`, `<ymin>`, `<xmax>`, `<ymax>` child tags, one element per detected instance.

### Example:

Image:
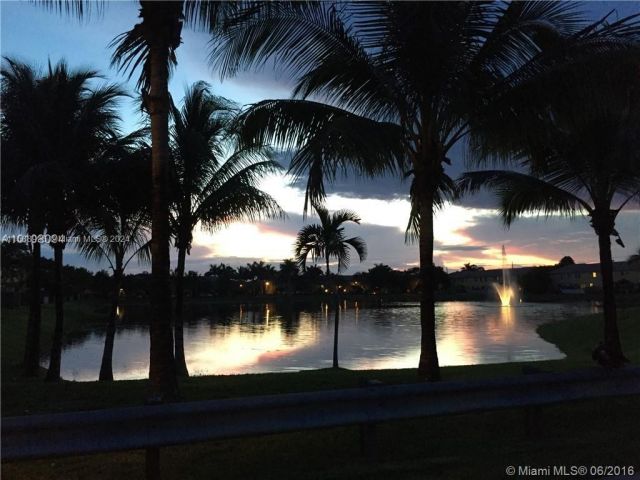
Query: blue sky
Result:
<box><xmin>2</xmin><ymin>0</ymin><xmax>639</xmax><ymax>274</ymax></box>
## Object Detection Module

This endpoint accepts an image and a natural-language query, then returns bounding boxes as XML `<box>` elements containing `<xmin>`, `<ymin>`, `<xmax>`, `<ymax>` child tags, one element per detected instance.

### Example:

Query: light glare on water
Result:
<box><xmin>49</xmin><ymin>301</ymin><xmax>598</xmax><ymax>381</ymax></box>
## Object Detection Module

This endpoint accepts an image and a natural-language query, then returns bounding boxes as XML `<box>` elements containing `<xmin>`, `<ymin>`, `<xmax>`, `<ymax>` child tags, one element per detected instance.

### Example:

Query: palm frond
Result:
<box><xmin>236</xmin><ymin>99</ymin><xmax>405</xmax><ymax>213</ymax></box>
<box><xmin>344</xmin><ymin>236</ymin><xmax>367</xmax><ymax>262</ymax></box>
<box><xmin>109</xmin><ymin>2</ymin><xmax>182</xmax><ymax>94</ymax></box>
<box><xmin>35</xmin><ymin>0</ymin><xmax>102</xmax><ymax>21</ymax></box>
<box><xmin>458</xmin><ymin>170</ymin><xmax>591</xmax><ymax>226</ymax></box>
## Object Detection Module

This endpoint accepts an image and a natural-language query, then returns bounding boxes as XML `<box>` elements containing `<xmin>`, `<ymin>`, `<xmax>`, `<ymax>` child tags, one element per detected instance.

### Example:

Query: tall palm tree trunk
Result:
<box><xmin>332</xmin><ymin>292</ymin><xmax>340</xmax><ymax>368</ymax></box>
<box><xmin>174</xmin><ymin>245</ymin><xmax>189</xmax><ymax>377</ymax></box>
<box><xmin>45</xmin><ymin>242</ymin><xmax>65</xmax><ymax>382</ymax></box>
<box><xmin>597</xmin><ymin>230</ymin><xmax>626</xmax><ymax>365</ymax></box>
<box><xmin>24</xmin><ymin>232</ymin><xmax>42</xmax><ymax>377</ymax></box>
<box><xmin>416</xmin><ymin>172</ymin><xmax>440</xmax><ymax>381</ymax></box>
<box><xmin>146</xmin><ymin>18</ymin><xmax>178</xmax><ymax>400</ymax></box>
<box><xmin>99</xmin><ymin>263</ymin><xmax>123</xmax><ymax>382</ymax></box>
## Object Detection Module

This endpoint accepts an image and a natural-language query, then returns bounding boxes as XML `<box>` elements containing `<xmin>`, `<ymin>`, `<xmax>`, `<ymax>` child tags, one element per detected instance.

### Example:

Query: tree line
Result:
<box><xmin>1</xmin><ymin>2</ymin><xmax>639</xmax><ymax>401</ymax></box>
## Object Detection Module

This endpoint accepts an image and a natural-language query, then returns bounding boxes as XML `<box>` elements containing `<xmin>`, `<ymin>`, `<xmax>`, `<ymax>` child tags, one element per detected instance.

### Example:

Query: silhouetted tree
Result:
<box><xmin>461</xmin><ymin>264</ymin><xmax>485</xmax><ymax>272</ymax></box>
<box><xmin>169</xmin><ymin>82</ymin><xmax>283</xmax><ymax>376</ymax></box>
<box><xmin>519</xmin><ymin>267</ymin><xmax>553</xmax><ymax>295</ymax></box>
<box><xmin>295</xmin><ymin>206</ymin><xmax>367</xmax><ymax>276</ymax></box>
<box><xmin>365</xmin><ymin>264</ymin><xmax>400</xmax><ymax>293</ymax></box>
<box><xmin>460</xmin><ymin>58</ymin><xmax>640</xmax><ymax>366</ymax></box>
<box><xmin>213</xmin><ymin>2</ymin><xmax>631</xmax><ymax>379</ymax></box>
<box><xmin>41</xmin><ymin>0</ymin><xmax>246</xmax><ymax>400</ymax></box>
<box><xmin>1</xmin><ymin>60</ymin><xmax>46</xmax><ymax>376</ymax></box>
<box><xmin>295</xmin><ymin>206</ymin><xmax>366</xmax><ymax>368</ymax></box>
<box><xmin>76</xmin><ymin>136</ymin><xmax>151</xmax><ymax>381</ymax></box>
<box><xmin>2</xmin><ymin>58</ymin><xmax>124</xmax><ymax>381</ymax></box>
<box><xmin>557</xmin><ymin>256</ymin><xmax>576</xmax><ymax>268</ymax></box>
<box><xmin>278</xmin><ymin>259</ymin><xmax>299</xmax><ymax>295</ymax></box>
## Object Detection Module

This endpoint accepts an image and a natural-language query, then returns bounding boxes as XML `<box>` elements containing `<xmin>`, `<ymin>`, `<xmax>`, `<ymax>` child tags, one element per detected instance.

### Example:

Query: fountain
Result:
<box><xmin>494</xmin><ymin>245</ymin><xmax>514</xmax><ymax>306</ymax></box>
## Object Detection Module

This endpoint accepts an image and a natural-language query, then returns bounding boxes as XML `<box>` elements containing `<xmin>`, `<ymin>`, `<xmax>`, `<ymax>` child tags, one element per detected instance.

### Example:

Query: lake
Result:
<box><xmin>48</xmin><ymin>301</ymin><xmax>600</xmax><ymax>381</ymax></box>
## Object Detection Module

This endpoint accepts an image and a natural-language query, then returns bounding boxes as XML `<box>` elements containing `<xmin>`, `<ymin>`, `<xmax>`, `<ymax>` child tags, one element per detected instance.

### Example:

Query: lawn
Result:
<box><xmin>1</xmin><ymin>302</ymin><xmax>639</xmax><ymax>479</ymax></box>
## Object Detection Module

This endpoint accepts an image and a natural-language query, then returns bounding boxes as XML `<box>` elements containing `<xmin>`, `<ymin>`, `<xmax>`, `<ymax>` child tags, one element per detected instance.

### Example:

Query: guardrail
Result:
<box><xmin>3</xmin><ymin>367</ymin><xmax>639</xmax><ymax>462</ymax></box>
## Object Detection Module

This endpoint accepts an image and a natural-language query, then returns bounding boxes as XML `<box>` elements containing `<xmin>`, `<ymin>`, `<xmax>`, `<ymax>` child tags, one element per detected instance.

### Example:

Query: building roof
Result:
<box><xmin>448</xmin><ymin>267</ymin><xmax>533</xmax><ymax>279</ymax></box>
<box><xmin>550</xmin><ymin>262</ymin><xmax>638</xmax><ymax>275</ymax></box>
<box><xmin>449</xmin><ymin>262</ymin><xmax>639</xmax><ymax>279</ymax></box>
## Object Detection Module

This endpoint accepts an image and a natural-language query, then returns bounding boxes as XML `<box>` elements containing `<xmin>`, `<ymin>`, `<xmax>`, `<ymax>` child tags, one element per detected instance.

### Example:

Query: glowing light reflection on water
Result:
<box><xmin>49</xmin><ymin>301</ymin><xmax>598</xmax><ymax>381</ymax></box>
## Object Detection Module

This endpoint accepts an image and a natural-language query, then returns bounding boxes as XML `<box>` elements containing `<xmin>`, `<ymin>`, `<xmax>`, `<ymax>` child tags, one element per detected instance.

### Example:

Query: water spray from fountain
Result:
<box><xmin>494</xmin><ymin>245</ymin><xmax>513</xmax><ymax>306</ymax></box>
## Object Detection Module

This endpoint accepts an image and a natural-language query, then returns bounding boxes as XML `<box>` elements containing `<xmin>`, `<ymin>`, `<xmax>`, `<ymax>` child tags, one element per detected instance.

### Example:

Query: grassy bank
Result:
<box><xmin>537</xmin><ymin>306</ymin><xmax>640</xmax><ymax>365</ymax></box>
<box><xmin>2</xmin><ymin>302</ymin><xmax>639</xmax><ymax>479</ymax></box>
<box><xmin>1</xmin><ymin>301</ymin><xmax>107</xmax><ymax>381</ymax></box>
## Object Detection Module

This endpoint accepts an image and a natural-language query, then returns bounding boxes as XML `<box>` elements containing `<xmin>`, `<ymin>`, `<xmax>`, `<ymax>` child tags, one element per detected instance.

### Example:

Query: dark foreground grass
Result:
<box><xmin>2</xmin><ymin>302</ymin><xmax>639</xmax><ymax>479</ymax></box>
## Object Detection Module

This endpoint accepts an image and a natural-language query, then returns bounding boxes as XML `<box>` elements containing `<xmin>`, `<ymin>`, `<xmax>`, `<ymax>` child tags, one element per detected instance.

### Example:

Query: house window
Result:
<box><xmin>592</xmin><ymin>272</ymin><xmax>597</xmax><ymax>278</ymax></box>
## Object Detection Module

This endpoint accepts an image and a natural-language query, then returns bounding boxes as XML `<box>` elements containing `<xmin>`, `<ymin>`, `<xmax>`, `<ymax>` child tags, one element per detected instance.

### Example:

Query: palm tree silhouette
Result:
<box><xmin>39</xmin><ymin>0</ymin><xmax>244</xmax><ymax>399</ymax></box>
<box><xmin>212</xmin><ymin>2</ymin><xmax>638</xmax><ymax>379</ymax></box>
<box><xmin>1</xmin><ymin>60</ymin><xmax>48</xmax><ymax>377</ymax></box>
<box><xmin>169</xmin><ymin>82</ymin><xmax>283</xmax><ymax>376</ymax></box>
<box><xmin>295</xmin><ymin>206</ymin><xmax>366</xmax><ymax>368</ymax></box>
<box><xmin>278</xmin><ymin>259</ymin><xmax>299</xmax><ymax>295</ymax></box>
<box><xmin>75</xmin><ymin>135</ymin><xmax>152</xmax><ymax>381</ymax></box>
<box><xmin>1</xmin><ymin>58</ymin><xmax>124</xmax><ymax>381</ymax></box>
<box><xmin>295</xmin><ymin>206</ymin><xmax>367</xmax><ymax>276</ymax></box>
<box><xmin>459</xmin><ymin>58</ymin><xmax>640</xmax><ymax>366</ymax></box>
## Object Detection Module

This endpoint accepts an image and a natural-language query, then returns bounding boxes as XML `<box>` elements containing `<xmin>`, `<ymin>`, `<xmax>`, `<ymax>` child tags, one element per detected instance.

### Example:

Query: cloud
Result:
<box><xmin>437</xmin><ymin>244</ymin><xmax>488</xmax><ymax>252</ymax></box>
<box><xmin>259</xmin><ymin>213</ymin><xmax>419</xmax><ymax>272</ymax></box>
<box><xmin>456</xmin><ymin>209</ymin><xmax>640</xmax><ymax>265</ymax></box>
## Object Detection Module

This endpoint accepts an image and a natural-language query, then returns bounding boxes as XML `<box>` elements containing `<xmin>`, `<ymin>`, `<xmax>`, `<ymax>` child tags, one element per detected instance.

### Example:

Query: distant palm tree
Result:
<box><xmin>295</xmin><ymin>207</ymin><xmax>367</xmax><ymax>276</ymax></box>
<box><xmin>75</xmin><ymin>135</ymin><xmax>152</xmax><ymax>381</ymax></box>
<box><xmin>295</xmin><ymin>206</ymin><xmax>366</xmax><ymax>368</ymax></box>
<box><xmin>213</xmin><ymin>2</ymin><xmax>638</xmax><ymax>379</ymax></box>
<box><xmin>1</xmin><ymin>58</ymin><xmax>124</xmax><ymax>381</ymax></box>
<box><xmin>169</xmin><ymin>82</ymin><xmax>283</xmax><ymax>376</ymax></box>
<box><xmin>279</xmin><ymin>259</ymin><xmax>299</xmax><ymax>295</ymax></box>
<box><xmin>459</xmin><ymin>58</ymin><xmax>640</xmax><ymax>366</ymax></box>
<box><xmin>461</xmin><ymin>264</ymin><xmax>485</xmax><ymax>272</ymax></box>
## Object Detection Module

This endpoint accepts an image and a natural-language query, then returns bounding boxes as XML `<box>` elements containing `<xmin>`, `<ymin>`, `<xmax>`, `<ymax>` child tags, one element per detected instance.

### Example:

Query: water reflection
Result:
<box><xmin>48</xmin><ymin>301</ymin><xmax>598</xmax><ymax>381</ymax></box>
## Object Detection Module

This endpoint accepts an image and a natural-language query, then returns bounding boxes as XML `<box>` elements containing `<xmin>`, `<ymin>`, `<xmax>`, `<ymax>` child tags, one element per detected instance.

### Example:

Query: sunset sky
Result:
<box><xmin>2</xmin><ymin>1</ymin><xmax>638</xmax><ymax>273</ymax></box>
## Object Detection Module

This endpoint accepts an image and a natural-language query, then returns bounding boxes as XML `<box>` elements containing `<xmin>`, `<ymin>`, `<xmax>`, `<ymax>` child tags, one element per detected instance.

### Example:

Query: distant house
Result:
<box><xmin>549</xmin><ymin>262</ymin><xmax>640</xmax><ymax>293</ymax></box>
<box><xmin>448</xmin><ymin>262</ymin><xmax>640</xmax><ymax>294</ymax></box>
<box><xmin>448</xmin><ymin>268</ymin><xmax>530</xmax><ymax>293</ymax></box>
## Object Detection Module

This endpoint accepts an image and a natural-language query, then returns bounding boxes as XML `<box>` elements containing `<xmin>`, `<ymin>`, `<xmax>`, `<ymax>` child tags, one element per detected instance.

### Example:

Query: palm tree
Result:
<box><xmin>238</xmin><ymin>261</ymin><xmax>278</xmax><ymax>296</ymax></box>
<box><xmin>295</xmin><ymin>206</ymin><xmax>366</xmax><ymax>368</ymax></box>
<box><xmin>1</xmin><ymin>60</ymin><xmax>47</xmax><ymax>377</ymax></box>
<box><xmin>279</xmin><ymin>259</ymin><xmax>299</xmax><ymax>295</ymax></box>
<box><xmin>1</xmin><ymin>58</ymin><xmax>124</xmax><ymax>381</ymax></box>
<box><xmin>461</xmin><ymin>264</ymin><xmax>485</xmax><ymax>272</ymax></box>
<box><xmin>458</xmin><ymin>58</ymin><xmax>640</xmax><ymax>366</ymax></box>
<box><xmin>41</xmin><ymin>61</ymin><xmax>124</xmax><ymax>382</ymax></box>
<box><xmin>75</xmin><ymin>135</ymin><xmax>152</xmax><ymax>381</ymax></box>
<box><xmin>41</xmin><ymin>0</ymin><xmax>245</xmax><ymax>400</ymax></box>
<box><xmin>295</xmin><ymin>206</ymin><xmax>367</xmax><ymax>276</ymax></box>
<box><xmin>169</xmin><ymin>82</ymin><xmax>283</xmax><ymax>376</ymax></box>
<box><xmin>212</xmin><ymin>2</ymin><xmax>638</xmax><ymax>379</ymax></box>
